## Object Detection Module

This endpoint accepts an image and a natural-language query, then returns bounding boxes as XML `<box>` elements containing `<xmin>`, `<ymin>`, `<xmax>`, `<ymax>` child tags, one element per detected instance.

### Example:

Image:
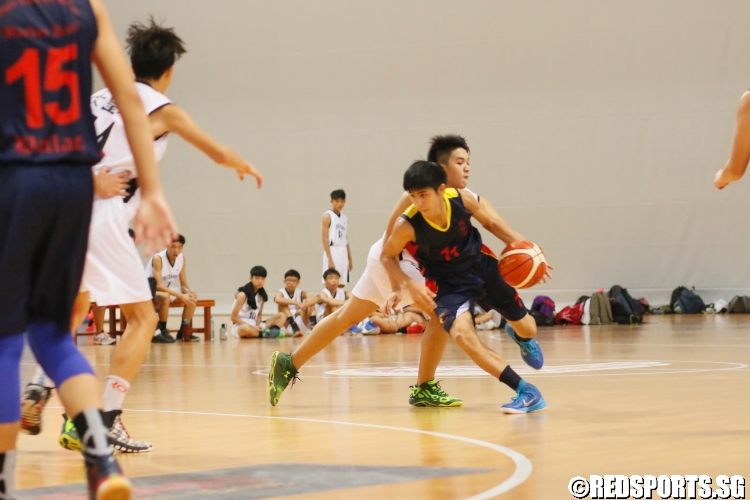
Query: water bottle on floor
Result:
<box><xmin>220</xmin><ymin>323</ymin><xmax>227</xmax><ymax>341</ymax></box>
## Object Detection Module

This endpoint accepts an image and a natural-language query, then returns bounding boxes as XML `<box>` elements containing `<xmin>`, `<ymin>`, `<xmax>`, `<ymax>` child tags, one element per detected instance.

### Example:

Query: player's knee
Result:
<box><xmin>27</xmin><ymin>321</ymin><xmax>94</xmax><ymax>388</ymax></box>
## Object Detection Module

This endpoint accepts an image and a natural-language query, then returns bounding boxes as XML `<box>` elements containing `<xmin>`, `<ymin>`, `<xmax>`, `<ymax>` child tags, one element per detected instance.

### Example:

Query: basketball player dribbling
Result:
<box><xmin>269</xmin><ymin>135</ymin><xmax>548</xmax><ymax>408</ymax></box>
<box><xmin>380</xmin><ymin>161</ymin><xmax>547</xmax><ymax>413</ymax></box>
<box><xmin>20</xmin><ymin>18</ymin><xmax>263</xmax><ymax>454</ymax></box>
<box><xmin>0</xmin><ymin>0</ymin><xmax>177</xmax><ymax>497</ymax></box>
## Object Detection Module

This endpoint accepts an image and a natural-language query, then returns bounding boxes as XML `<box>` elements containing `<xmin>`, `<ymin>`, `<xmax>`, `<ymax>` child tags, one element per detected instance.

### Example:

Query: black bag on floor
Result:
<box><xmin>608</xmin><ymin>285</ymin><xmax>643</xmax><ymax>324</ymax></box>
<box><xmin>670</xmin><ymin>286</ymin><xmax>705</xmax><ymax>314</ymax></box>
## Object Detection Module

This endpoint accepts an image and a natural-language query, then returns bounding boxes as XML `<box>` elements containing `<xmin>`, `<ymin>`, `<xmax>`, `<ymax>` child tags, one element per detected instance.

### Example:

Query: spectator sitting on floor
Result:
<box><xmin>271</xmin><ymin>269</ymin><xmax>317</xmax><ymax>337</ymax></box>
<box><xmin>230</xmin><ymin>266</ymin><xmax>269</xmax><ymax>338</ymax></box>
<box><xmin>314</xmin><ymin>269</ymin><xmax>350</xmax><ymax>326</ymax></box>
<box><xmin>367</xmin><ymin>306</ymin><xmax>426</xmax><ymax>335</ymax></box>
<box><xmin>475</xmin><ymin>306</ymin><xmax>502</xmax><ymax>330</ymax></box>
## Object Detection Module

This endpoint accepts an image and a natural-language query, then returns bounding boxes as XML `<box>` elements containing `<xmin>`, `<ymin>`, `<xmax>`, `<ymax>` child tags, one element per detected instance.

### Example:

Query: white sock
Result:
<box><xmin>102</xmin><ymin>375</ymin><xmax>130</xmax><ymax>412</ymax></box>
<box><xmin>31</xmin><ymin>365</ymin><xmax>54</xmax><ymax>389</ymax></box>
<box><xmin>0</xmin><ymin>450</ymin><xmax>15</xmax><ymax>500</ymax></box>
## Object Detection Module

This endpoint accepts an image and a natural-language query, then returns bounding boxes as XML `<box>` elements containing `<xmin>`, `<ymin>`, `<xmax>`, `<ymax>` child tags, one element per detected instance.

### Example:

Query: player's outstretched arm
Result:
<box><xmin>380</xmin><ymin>220</ymin><xmax>436</xmax><ymax>313</ymax></box>
<box><xmin>715</xmin><ymin>91</ymin><xmax>750</xmax><ymax>189</ymax></box>
<box><xmin>89</xmin><ymin>0</ymin><xmax>177</xmax><ymax>253</ymax></box>
<box><xmin>151</xmin><ymin>105</ymin><xmax>262</xmax><ymax>187</ymax></box>
<box><xmin>460</xmin><ymin>190</ymin><xmax>524</xmax><ymax>245</ymax></box>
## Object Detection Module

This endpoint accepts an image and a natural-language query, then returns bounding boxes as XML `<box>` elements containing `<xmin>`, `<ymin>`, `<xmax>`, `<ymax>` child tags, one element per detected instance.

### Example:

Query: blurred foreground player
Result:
<box><xmin>0</xmin><ymin>0</ymin><xmax>176</xmax><ymax>498</ymax></box>
<box><xmin>715</xmin><ymin>89</ymin><xmax>750</xmax><ymax>189</ymax></box>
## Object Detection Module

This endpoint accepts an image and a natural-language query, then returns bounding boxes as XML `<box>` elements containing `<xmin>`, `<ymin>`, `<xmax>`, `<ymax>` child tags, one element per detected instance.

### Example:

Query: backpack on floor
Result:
<box><xmin>670</xmin><ymin>286</ymin><xmax>706</xmax><ymax>314</ymax></box>
<box><xmin>555</xmin><ymin>302</ymin><xmax>585</xmax><ymax>325</ymax></box>
<box><xmin>608</xmin><ymin>285</ymin><xmax>643</xmax><ymax>324</ymax></box>
<box><xmin>588</xmin><ymin>291</ymin><xmax>613</xmax><ymax>325</ymax></box>
<box><xmin>727</xmin><ymin>295</ymin><xmax>750</xmax><ymax>314</ymax></box>
<box><xmin>530</xmin><ymin>295</ymin><xmax>555</xmax><ymax>326</ymax></box>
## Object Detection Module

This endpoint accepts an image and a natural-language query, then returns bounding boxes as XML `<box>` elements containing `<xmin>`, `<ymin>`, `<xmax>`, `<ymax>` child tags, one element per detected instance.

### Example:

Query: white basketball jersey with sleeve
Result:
<box><xmin>90</xmin><ymin>82</ymin><xmax>171</xmax><ymax>177</ymax></box>
<box><xmin>145</xmin><ymin>249</ymin><xmax>184</xmax><ymax>292</ymax></box>
<box><xmin>315</xmin><ymin>287</ymin><xmax>347</xmax><ymax>319</ymax></box>
<box><xmin>326</xmin><ymin>210</ymin><xmax>348</xmax><ymax>247</ymax></box>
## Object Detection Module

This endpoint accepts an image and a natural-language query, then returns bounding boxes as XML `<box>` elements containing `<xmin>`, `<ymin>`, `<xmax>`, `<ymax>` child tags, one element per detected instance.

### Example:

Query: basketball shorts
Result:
<box><xmin>351</xmin><ymin>238</ymin><xmax>424</xmax><ymax>310</ymax></box>
<box><xmin>475</xmin><ymin>252</ymin><xmax>528</xmax><ymax>322</ymax></box>
<box><xmin>81</xmin><ymin>191</ymin><xmax>152</xmax><ymax>307</ymax></box>
<box><xmin>434</xmin><ymin>291</ymin><xmax>477</xmax><ymax>332</ymax></box>
<box><xmin>231</xmin><ymin>317</ymin><xmax>258</xmax><ymax>337</ymax></box>
<box><xmin>323</xmin><ymin>246</ymin><xmax>349</xmax><ymax>284</ymax></box>
<box><xmin>0</xmin><ymin>165</ymin><xmax>93</xmax><ymax>336</ymax></box>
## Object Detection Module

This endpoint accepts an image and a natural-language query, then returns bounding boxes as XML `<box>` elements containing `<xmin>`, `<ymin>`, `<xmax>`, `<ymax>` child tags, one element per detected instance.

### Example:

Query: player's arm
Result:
<box><xmin>460</xmin><ymin>190</ymin><xmax>523</xmax><ymax>245</ymax></box>
<box><xmin>93</xmin><ymin>168</ymin><xmax>129</xmax><ymax>199</ymax></box>
<box><xmin>383</xmin><ymin>192</ymin><xmax>412</xmax><ymax>242</ymax></box>
<box><xmin>230</xmin><ymin>292</ymin><xmax>246</xmax><ymax>325</ymax></box>
<box><xmin>178</xmin><ymin>258</ymin><xmax>197</xmax><ymax>303</ymax></box>
<box><xmin>380</xmin><ymin>219</ymin><xmax>436</xmax><ymax>313</ymax></box>
<box><xmin>152</xmin><ymin>257</ymin><xmax>178</xmax><ymax>296</ymax></box>
<box><xmin>148</xmin><ymin>104</ymin><xmax>262</xmax><ymax>187</ymax></box>
<box><xmin>321</xmin><ymin>213</ymin><xmax>334</xmax><ymax>268</ymax></box>
<box><xmin>275</xmin><ymin>291</ymin><xmax>298</xmax><ymax>307</ymax></box>
<box><xmin>318</xmin><ymin>292</ymin><xmax>345</xmax><ymax>307</ymax></box>
<box><xmin>715</xmin><ymin>91</ymin><xmax>750</xmax><ymax>189</ymax></box>
<box><xmin>347</xmin><ymin>242</ymin><xmax>353</xmax><ymax>272</ymax></box>
<box><xmin>89</xmin><ymin>0</ymin><xmax>176</xmax><ymax>252</ymax></box>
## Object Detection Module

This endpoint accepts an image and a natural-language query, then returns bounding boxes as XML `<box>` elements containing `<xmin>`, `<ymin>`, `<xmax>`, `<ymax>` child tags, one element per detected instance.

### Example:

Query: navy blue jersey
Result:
<box><xmin>0</xmin><ymin>0</ymin><xmax>100</xmax><ymax>165</ymax></box>
<box><xmin>401</xmin><ymin>188</ymin><xmax>486</xmax><ymax>292</ymax></box>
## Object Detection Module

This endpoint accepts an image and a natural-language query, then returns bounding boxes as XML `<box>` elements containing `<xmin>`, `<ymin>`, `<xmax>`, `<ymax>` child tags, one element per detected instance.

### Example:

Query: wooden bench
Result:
<box><xmin>85</xmin><ymin>299</ymin><xmax>216</xmax><ymax>342</ymax></box>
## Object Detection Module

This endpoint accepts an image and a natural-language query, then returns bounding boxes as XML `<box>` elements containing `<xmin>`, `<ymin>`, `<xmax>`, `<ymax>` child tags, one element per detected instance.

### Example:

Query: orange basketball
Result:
<box><xmin>498</xmin><ymin>241</ymin><xmax>547</xmax><ymax>289</ymax></box>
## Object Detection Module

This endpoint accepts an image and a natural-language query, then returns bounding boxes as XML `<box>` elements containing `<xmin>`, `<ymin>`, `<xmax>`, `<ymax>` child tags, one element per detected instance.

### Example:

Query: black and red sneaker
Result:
<box><xmin>20</xmin><ymin>384</ymin><xmax>52</xmax><ymax>435</ymax></box>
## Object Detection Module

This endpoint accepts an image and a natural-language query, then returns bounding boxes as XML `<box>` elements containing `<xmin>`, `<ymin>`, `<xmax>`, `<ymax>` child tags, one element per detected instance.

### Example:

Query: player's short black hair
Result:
<box><xmin>323</xmin><ymin>269</ymin><xmax>341</xmax><ymax>280</ymax></box>
<box><xmin>250</xmin><ymin>266</ymin><xmax>267</xmax><ymax>278</ymax></box>
<box><xmin>126</xmin><ymin>17</ymin><xmax>187</xmax><ymax>80</ymax></box>
<box><xmin>127</xmin><ymin>228</ymin><xmax>135</xmax><ymax>240</ymax></box>
<box><xmin>173</xmin><ymin>234</ymin><xmax>186</xmax><ymax>245</ymax></box>
<box><xmin>284</xmin><ymin>269</ymin><xmax>301</xmax><ymax>280</ymax></box>
<box><xmin>330</xmin><ymin>189</ymin><xmax>346</xmax><ymax>200</ymax></box>
<box><xmin>427</xmin><ymin>134</ymin><xmax>470</xmax><ymax>166</ymax></box>
<box><xmin>403</xmin><ymin>161</ymin><xmax>447</xmax><ymax>191</ymax></box>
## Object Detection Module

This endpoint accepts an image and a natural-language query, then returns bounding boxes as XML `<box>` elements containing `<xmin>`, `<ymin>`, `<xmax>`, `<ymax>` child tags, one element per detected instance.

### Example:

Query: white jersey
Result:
<box><xmin>316</xmin><ymin>287</ymin><xmax>347</xmax><ymax>319</ymax></box>
<box><xmin>279</xmin><ymin>287</ymin><xmax>303</xmax><ymax>316</ymax></box>
<box><xmin>145</xmin><ymin>249</ymin><xmax>184</xmax><ymax>291</ymax></box>
<box><xmin>235</xmin><ymin>290</ymin><xmax>264</xmax><ymax>326</ymax></box>
<box><xmin>90</xmin><ymin>82</ymin><xmax>171</xmax><ymax>177</ymax></box>
<box><xmin>326</xmin><ymin>210</ymin><xmax>348</xmax><ymax>247</ymax></box>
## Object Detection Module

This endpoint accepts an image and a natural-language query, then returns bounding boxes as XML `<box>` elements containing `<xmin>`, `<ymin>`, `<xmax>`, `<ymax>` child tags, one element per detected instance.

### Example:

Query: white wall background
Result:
<box><xmin>102</xmin><ymin>0</ymin><xmax>750</xmax><ymax>312</ymax></box>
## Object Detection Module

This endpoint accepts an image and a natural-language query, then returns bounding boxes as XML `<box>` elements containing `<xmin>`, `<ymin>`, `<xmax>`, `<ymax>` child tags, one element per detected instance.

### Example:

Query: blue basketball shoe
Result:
<box><xmin>505</xmin><ymin>323</ymin><xmax>544</xmax><ymax>369</ymax></box>
<box><xmin>501</xmin><ymin>380</ymin><xmax>547</xmax><ymax>414</ymax></box>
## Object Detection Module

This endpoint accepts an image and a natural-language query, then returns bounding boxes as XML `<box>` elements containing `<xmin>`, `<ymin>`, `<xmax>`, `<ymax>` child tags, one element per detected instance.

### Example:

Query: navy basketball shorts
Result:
<box><xmin>433</xmin><ymin>285</ymin><xmax>480</xmax><ymax>332</ymax></box>
<box><xmin>476</xmin><ymin>253</ymin><xmax>528</xmax><ymax>322</ymax></box>
<box><xmin>0</xmin><ymin>165</ymin><xmax>93</xmax><ymax>337</ymax></box>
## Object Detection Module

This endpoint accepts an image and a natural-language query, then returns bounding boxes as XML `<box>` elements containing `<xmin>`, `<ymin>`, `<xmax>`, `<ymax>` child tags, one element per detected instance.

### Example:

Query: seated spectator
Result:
<box><xmin>270</xmin><ymin>270</ymin><xmax>317</xmax><ymax>337</ymax></box>
<box><xmin>475</xmin><ymin>306</ymin><xmax>502</xmax><ymax>330</ymax></box>
<box><xmin>367</xmin><ymin>306</ymin><xmax>426</xmax><ymax>334</ymax></box>
<box><xmin>231</xmin><ymin>266</ymin><xmax>269</xmax><ymax>338</ymax></box>
<box><xmin>146</xmin><ymin>234</ymin><xmax>199</xmax><ymax>342</ymax></box>
<box><xmin>314</xmin><ymin>269</ymin><xmax>350</xmax><ymax>324</ymax></box>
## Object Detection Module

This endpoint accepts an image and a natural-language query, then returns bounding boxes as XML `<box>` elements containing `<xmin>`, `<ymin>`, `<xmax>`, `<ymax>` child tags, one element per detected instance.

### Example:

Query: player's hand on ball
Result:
<box><xmin>134</xmin><ymin>193</ymin><xmax>178</xmax><ymax>256</ymax></box>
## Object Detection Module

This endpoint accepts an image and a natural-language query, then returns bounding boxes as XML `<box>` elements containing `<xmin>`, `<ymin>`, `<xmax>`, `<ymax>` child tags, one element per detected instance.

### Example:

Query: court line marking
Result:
<box><xmin>252</xmin><ymin>359</ymin><xmax>748</xmax><ymax>379</ymax></box>
<box><xmin>488</xmin><ymin>334</ymin><xmax>750</xmax><ymax>348</ymax></box>
<box><xmin>122</xmin><ymin>408</ymin><xmax>531</xmax><ymax>500</ymax></box>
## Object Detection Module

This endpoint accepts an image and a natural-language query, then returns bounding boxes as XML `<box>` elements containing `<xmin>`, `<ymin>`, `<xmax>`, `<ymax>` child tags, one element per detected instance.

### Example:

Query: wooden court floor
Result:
<box><xmin>15</xmin><ymin>314</ymin><xmax>750</xmax><ymax>499</ymax></box>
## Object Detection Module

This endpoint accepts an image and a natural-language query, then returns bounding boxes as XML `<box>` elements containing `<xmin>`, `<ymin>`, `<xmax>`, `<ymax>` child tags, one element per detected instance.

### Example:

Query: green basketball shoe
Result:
<box><xmin>58</xmin><ymin>414</ymin><xmax>82</xmax><ymax>451</ymax></box>
<box><xmin>268</xmin><ymin>351</ymin><xmax>298</xmax><ymax>406</ymax></box>
<box><xmin>409</xmin><ymin>380</ymin><xmax>463</xmax><ymax>407</ymax></box>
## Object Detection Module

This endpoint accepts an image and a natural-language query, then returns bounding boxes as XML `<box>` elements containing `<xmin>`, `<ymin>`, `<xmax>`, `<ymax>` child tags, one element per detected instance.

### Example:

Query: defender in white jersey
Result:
<box><xmin>22</xmin><ymin>18</ymin><xmax>263</xmax><ymax>452</ymax></box>
<box><xmin>322</xmin><ymin>189</ymin><xmax>352</xmax><ymax>285</ymax></box>
<box><xmin>315</xmin><ymin>269</ymin><xmax>351</xmax><ymax>321</ymax></box>
<box><xmin>230</xmin><ymin>266</ymin><xmax>268</xmax><ymax>338</ymax></box>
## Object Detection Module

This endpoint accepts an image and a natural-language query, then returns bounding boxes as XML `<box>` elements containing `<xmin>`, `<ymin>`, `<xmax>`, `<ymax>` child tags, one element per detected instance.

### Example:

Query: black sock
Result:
<box><xmin>158</xmin><ymin>321</ymin><xmax>167</xmax><ymax>332</ymax></box>
<box><xmin>499</xmin><ymin>366</ymin><xmax>522</xmax><ymax>391</ymax></box>
<box><xmin>310</xmin><ymin>315</ymin><xmax>317</xmax><ymax>326</ymax></box>
<box><xmin>288</xmin><ymin>317</ymin><xmax>300</xmax><ymax>333</ymax></box>
<box><xmin>72</xmin><ymin>408</ymin><xmax>112</xmax><ymax>457</ymax></box>
<box><xmin>0</xmin><ymin>450</ymin><xmax>15</xmax><ymax>499</ymax></box>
